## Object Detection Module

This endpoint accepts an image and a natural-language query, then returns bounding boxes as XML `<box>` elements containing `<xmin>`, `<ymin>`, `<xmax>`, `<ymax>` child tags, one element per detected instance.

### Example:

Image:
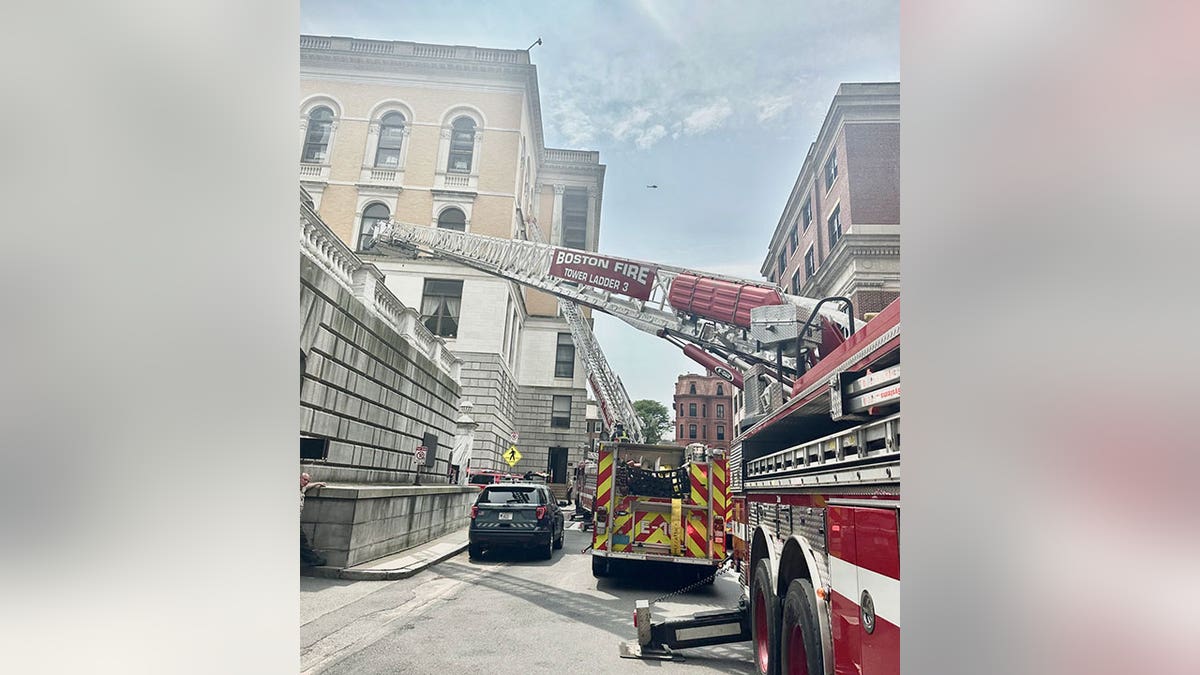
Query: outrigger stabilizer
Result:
<box><xmin>618</xmin><ymin>598</ymin><xmax>751</xmax><ymax>660</ymax></box>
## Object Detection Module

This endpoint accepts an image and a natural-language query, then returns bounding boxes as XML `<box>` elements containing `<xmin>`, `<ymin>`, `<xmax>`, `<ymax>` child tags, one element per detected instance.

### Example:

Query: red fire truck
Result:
<box><xmin>370</xmin><ymin>221</ymin><xmax>899</xmax><ymax>675</ymax></box>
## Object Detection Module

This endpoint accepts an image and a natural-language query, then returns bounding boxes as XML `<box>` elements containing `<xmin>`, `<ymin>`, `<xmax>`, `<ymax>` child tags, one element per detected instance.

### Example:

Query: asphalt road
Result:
<box><xmin>301</xmin><ymin>518</ymin><xmax>754</xmax><ymax>674</ymax></box>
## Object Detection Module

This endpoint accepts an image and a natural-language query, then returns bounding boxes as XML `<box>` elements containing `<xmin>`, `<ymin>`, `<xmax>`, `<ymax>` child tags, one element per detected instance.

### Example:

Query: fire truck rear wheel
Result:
<box><xmin>780</xmin><ymin>579</ymin><xmax>823</xmax><ymax>675</ymax></box>
<box><xmin>591</xmin><ymin>555</ymin><xmax>609</xmax><ymax>578</ymax></box>
<box><xmin>751</xmin><ymin>560</ymin><xmax>780</xmax><ymax>675</ymax></box>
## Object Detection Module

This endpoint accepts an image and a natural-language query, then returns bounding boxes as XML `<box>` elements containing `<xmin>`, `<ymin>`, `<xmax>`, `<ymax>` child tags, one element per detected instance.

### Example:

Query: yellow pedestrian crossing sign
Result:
<box><xmin>504</xmin><ymin>445</ymin><xmax>522</xmax><ymax>467</ymax></box>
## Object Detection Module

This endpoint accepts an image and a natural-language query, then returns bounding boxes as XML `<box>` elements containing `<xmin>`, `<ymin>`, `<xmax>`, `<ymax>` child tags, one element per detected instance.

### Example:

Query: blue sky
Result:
<box><xmin>301</xmin><ymin>0</ymin><xmax>899</xmax><ymax>409</ymax></box>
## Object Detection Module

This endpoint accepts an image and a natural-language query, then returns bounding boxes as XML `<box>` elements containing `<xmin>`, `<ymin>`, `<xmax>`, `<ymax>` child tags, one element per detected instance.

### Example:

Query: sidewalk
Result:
<box><xmin>302</xmin><ymin>524</ymin><xmax>470</xmax><ymax>581</ymax></box>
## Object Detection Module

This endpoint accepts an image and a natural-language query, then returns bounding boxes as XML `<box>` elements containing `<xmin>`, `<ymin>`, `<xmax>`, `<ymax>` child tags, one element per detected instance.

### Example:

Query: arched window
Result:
<box><xmin>358</xmin><ymin>203</ymin><xmax>390</xmax><ymax>251</ymax></box>
<box><xmin>688</xmin><ymin>382</ymin><xmax>697</xmax><ymax>395</ymax></box>
<box><xmin>375</xmin><ymin>112</ymin><xmax>406</xmax><ymax>168</ymax></box>
<box><xmin>437</xmin><ymin>208</ymin><xmax>466</xmax><ymax>232</ymax></box>
<box><xmin>716</xmin><ymin>384</ymin><xmax>724</xmax><ymax>396</ymax></box>
<box><xmin>448</xmin><ymin>117</ymin><xmax>476</xmax><ymax>173</ymax></box>
<box><xmin>302</xmin><ymin>106</ymin><xmax>334</xmax><ymax>163</ymax></box>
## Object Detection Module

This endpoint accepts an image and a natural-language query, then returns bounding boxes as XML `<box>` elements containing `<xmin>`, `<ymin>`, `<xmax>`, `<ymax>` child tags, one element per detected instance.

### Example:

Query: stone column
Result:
<box><xmin>363</xmin><ymin>121</ymin><xmax>381</xmax><ymax>169</ymax></box>
<box><xmin>551</xmin><ymin>184</ymin><xmax>565</xmax><ymax>246</ymax></box>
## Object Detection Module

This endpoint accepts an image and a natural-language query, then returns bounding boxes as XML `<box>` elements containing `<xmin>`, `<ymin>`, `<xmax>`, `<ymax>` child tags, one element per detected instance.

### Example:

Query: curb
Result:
<box><xmin>302</xmin><ymin>540</ymin><xmax>469</xmax><ymax>581</ymax></box>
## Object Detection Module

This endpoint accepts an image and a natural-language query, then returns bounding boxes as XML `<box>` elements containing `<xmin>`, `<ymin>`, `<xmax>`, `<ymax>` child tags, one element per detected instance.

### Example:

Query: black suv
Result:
<box><xmin>468</xmin><ymin>483</ymin><xmax>564</xmax><ymax>560</ymax></box>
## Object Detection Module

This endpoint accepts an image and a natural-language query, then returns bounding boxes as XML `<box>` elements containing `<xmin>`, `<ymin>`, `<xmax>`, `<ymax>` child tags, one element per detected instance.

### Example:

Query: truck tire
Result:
<box><xmin>750</xmin><ymin>559</ymin><xmax>780</xmax><ymax>675</ymax></box>
<box><xmin>780</xmin><ymin>579</ymin><xmax>824</xmax><ymax>675</ymax></box>
<box><xmin>591</xmin><ymin>555</ymin><xmax>609</xmax><ymax>578</ymax></box>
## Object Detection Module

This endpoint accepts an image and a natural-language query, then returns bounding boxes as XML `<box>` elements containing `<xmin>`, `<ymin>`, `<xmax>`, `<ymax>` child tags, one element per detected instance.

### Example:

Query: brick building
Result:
<box><xmin>760</xmin><ymin>82</ymin><xmax>899</xmax><ymax>320</ymax></box>
<box><xmin>672</xmin><ymin>374</ymin><xmax>734</xmax><ymax>450</ymax></box>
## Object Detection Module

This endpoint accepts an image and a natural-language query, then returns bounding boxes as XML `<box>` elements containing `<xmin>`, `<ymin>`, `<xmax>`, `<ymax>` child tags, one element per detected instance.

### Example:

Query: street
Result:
<box><xmin>301</xmin><ymin>517</ymin><xmax>753</xmax><ymax>674</ymax></box>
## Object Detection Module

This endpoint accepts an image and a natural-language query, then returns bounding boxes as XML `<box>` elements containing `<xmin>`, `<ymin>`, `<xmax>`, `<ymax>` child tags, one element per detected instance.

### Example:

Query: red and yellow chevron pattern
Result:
<box><xmin>689</xmin><ymin>462</ymin><xmax>708</xmax><ymax>505</ymax></box>
<box><xmin>612</xmin><ymin>496</ymin><xmax>633</xmax><ymax>552</ymax></box>
<box><xmin>634</xmin><ymin>511</ymin><xmax>671</xmax><ymax>546</ymax></box>
<box><xmin>711</xmin><ymin>458</ymin><xmax>729</xmax><ymax>559</ymax></box>
<box><xmin>593</xmin><ymin>450</ymin><xmax>614</xmax><ymax>551</ymax></box>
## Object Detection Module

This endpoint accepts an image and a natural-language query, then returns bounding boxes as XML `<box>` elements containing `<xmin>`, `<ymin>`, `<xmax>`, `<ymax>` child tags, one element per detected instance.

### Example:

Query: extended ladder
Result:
<box><xmin>371</xmin><ymin>221</ymin><xmax>854</xmax><ymax>381</ymax></box>
<box><xmin>519</xmin><ymin>218</ymin><xmax>644</xmax><ymax>442</ymax></box>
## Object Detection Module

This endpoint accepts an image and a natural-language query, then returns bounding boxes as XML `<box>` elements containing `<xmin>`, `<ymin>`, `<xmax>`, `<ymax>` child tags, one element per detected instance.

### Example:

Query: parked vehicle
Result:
<box><xmin>466</xmin><ymin>470</ymin><xmax>516</xmax><ymax>489</ymax></box>
<box><xmin>468</xmin><ymin>483</ymin><xmax>565</xmax><ymax>560</ymax></box>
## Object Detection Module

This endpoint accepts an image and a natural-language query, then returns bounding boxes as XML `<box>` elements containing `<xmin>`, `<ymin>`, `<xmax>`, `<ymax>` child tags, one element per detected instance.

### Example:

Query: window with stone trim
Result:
<box><xmin>551</xmin><ymin>395</ymin><xmax>572</xmax><ymax>428</ymax></box>
<box><xmin>689</xmin><ymin>382</ymin><xmax>697</xmax><ymax>395</ymax></box>
<box><xmin>358</xmin><ymin>202</ymin><xmax>390</xmax><ymax>251</ymax></box>
<box><xmin>448</xmin><ymin>117</ymin><xmax>476</xmax><ymax>173</ymax></box>
<box><xmin>825</xmin><ymin>149</ymin><xmax>838</xmax><ymax>191</ymax></box>
<box><xmin>801</xmin><ymin>198</ymin><xmax>813</xmax><ymax>231</ymax></box>
<box><xmin>420</xmin><ymin>279</ymin><xmax>463</xmax><ymax>338</ymax></box>
<box><xmin>562</xmin><ymin>188</ymin><xmax>588</xmax><ymax>249</ymax></box>
<box><xmin>689</xmin><ymin>403</ymin><xmax>696</xmax><ymax>417</ymax></box>
<box><xmin>804</xmin><ymin>246</ymin><xmax>816</xmax><ymax>278</ymax></box>
<box><xmin>555</xmin><ymin>333</ymin><xmax>575</xmax><ymax>378</ymax></box>
<box><xmin>302</xmin><ymin>106</ymin><xmax>334</xmax><ymax>163</ymax></box>
<box><xmin>828</xmin><ymin>206</ymin><xmax>842</xmax><ymax>248</ymax></box>
<box><xmin>717</xmin><ymin>384</ymin><xmax>724</xmax><ymax>396</ymax></box>
<box><xmin>717</xmin><ymin>425</ymin><xmax>725</xmax><ymax>441</ymax></box>
<box><xmin>717</xmin><ymin>404</ymin><xmax>724</xmax><ymax>418</ymax></box>
<box><xmin>791</xmin><ymin>270</ymin><xmax>801</xmax><ymax>294</ymax></box>
<box><xmin>789</xmin><ymin>226</ymin><xmax>799</xmax><ymax>254</ymax></box>
<box><xmin>778</xmin><ymin>250</ymin><xmax>786</xmax><ymax>279</ymax></box>
<box><xmin>437</xmin><ymin>207</ymin><xmax>466</xmax><ymax>231</ymax></box>
<box><xmin>688</xmin><ymin>424</ymin><xmax>697</xmax><ymax>439</ymax></box>
<box><xmin>375</xmin><ymin>112</ymin><xmax>406</xmax><ymax>168</ymax></box>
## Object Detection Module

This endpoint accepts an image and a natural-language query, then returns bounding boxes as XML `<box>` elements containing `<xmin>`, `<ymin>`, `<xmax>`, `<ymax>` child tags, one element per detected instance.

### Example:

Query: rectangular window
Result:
<box><xmin>777</xmin><ymin>250</ymin><xmax>786</xmax><ymax>279</ymax></box>
<box><xmin>302</xmin><ymin>122</ymin><xmax>331</xmax><ymax>163</ymax></box>
<box><xmin>689</xmin><ymin>403</ymin><xmax>697</xmax><ymax>417</ymax></box>
<box><xmin>717</xmin><ymin>404</ymin><xmax>725</xmax><ymax>418</ymax></box>
<box><xmin>801</xmin><ymin>198</ymin><xmax>812</xmax><ymax>231</ymax></box>
<box><xmin>562</xmin><ymin>188</ymin><xmax>588</xmax><ymax>250</ymax></box>
<box><xmin>449</xmin><ymin>128</ymin><xmax>474</xmax><ymax>173</ymax></box>
<box><xmin>804</xmin><ymin>246</ymin><xmax>816</xmax><ymax>278</ymax></box>
<box><xmin>679</xmin><ymin>425</ymin><xmax>684</xmax><ymax>437</ymax></box>
<box><xmin>420</xmin><ymin>279</ymin><xmax>464</xmax><ymax>338</ymax></box>
<box><xmin>587</xmin><ymin>420</ymin><xmax>596</xmax><ymax>433</ymax></box>
<box><xmin>551</xmin><ymin>395</ymin><xmax>572</xmax><ymax>428</ymax></box>
<box><xmin>702</xmin><ymin>404</ymin><xmax>707</xmax><ymax>417</ymax></box>
<box><xmin>717</xmin><ymin>425</ymin><xmax>725</xmax><ymax>441</ymax></box>
<box><xmin>791</xmin><ymin>270</ymin><xmax>801</xmax><ymax>294</ymax></box>
<box><xmin>828</xmin><ymin>206</ymin><xmax>842</xmax><ymax>248</ymax></box>
<box><xmin>688</xmin><ymin>424</ymin><xmax>697</xmax><ymax>439</ymax></box>
<box><xmin>825</xmin><ymin>150</ymin><xmax>838</xmax><ymax>191</ymax></box>
<box><xmin>300</xmin><ymin>437</ymin><xmax>328</xmax><ymax>460</ymax></box>
<box><xmin>555</xmin><ymin>333</ymin><xmax>575</xmax><ymax>378</ymax></box>
<box><xmin>789</xmin><ymin>227</ymin><xmax>799</xmax><ymax>254</ymax></box>
<box><xmin>702</xmin><ymin>425</ymin><xmax>707</xmax><ymax>439</ymax></box>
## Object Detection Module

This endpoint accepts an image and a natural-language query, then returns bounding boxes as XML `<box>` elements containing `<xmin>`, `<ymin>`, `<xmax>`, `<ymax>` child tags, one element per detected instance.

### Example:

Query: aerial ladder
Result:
<box><xmin>370</xmin><ymin>221</ymin><xmax>856</xmax><ymax>417</ymax></box>
<box><xmin>517</xmin><ymin>216</ymin><xmax>643</xmax><ymax>443</ymax></box>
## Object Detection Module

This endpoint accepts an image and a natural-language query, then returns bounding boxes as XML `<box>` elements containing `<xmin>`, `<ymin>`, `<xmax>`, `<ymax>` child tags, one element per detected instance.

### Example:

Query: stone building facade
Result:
<box><xmin>760</xmin><ymin>82</ymin><xmax>900</xmax><ymax>320</ymax></box>
<box><xmin>672</xmin><ymin>374</ymin><xmax>734</xmax><ymax>451</ymax></box>
<box><xmin>300</xmin><ymin>187</ymin><xmax>476</xmax><ymax>567</ymax></box>
<box><xmin>300</xmin><ymin>35</ymin><xmax>602</xmax><ymax>483</ymax></box>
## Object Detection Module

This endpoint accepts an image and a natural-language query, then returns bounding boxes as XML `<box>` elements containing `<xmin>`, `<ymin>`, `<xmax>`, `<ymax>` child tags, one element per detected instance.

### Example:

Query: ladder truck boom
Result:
<box><xmin>517</xmin><ymin>216</ymin><xmax>644</xmax><ymax>443</ymax></box>
<box><xmin>371</xmin><ymin>221</ymin><xmax>855</xmax><ymax>388</ymax></box>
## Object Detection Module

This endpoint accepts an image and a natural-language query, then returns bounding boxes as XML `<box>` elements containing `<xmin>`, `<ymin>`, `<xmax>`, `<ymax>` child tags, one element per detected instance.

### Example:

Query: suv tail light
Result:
<box><xmin>535</xmin><ymin>506</ymin><xmax>547</xmax><ymax>520</ymax></box>
<box><xmin>470</xmin><ymin>505</ymin><xmax>479</xmax><ymax>519</ymax></box>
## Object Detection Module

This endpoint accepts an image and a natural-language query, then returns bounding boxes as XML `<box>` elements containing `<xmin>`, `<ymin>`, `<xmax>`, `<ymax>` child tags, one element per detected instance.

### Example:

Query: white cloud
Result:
<box><xmin>611</xmin><ymin>107</ymin><xmax>653</xmax><ymax>141</ymax></box>
<box><xmin>681</xmin><ymin>99</ymin><xmax>733</xmax><ymax>136</ymax></box>
<box><xmin>635</xmin><ymin>124</ymin><xmax>667</xmax><ymax>149</ymax></box>
<box><xmin>755</xmin><ymin>94</ymin><xmax>793</xmax><ymax>122</ymax></box>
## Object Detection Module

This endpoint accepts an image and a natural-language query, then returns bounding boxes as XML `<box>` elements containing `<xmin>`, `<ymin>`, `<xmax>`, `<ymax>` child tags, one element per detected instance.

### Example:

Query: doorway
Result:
<box><xmin>548</xmin><ymin>446</ymin><xmax>568</xmax><ymax>483</ymax></box>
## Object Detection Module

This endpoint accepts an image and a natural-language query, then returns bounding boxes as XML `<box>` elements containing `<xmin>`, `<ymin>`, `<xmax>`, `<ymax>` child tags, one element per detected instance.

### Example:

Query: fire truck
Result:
<box><xmin>368</xmin><ymin>220</ymin><xmax>899</xmax><ymax>675</ymax></box>
<box><xmin>581</xmin><ymin>440</ymin><xmax>730</xmax><ymax>582</ymax></box>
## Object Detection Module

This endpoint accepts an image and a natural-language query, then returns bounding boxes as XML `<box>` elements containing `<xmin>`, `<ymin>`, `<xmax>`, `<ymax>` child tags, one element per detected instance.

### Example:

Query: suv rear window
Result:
<box><xmin>478</xmin><ymin>487</ymin><xmax>543</xmax><ymax>504</ymax></box>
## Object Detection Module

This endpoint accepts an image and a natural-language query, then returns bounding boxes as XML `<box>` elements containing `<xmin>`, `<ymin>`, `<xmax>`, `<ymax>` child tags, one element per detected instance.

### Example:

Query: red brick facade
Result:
<box><xmin>672</xmin><ymin>374</ymin><xmax>734</xmax><ymax>449</ymax></box>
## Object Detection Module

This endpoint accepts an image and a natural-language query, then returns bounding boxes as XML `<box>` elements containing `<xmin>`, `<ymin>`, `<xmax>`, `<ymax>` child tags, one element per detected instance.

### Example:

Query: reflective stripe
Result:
<box><xmin>829</xmin><ymin>554</ymin><xmax>900</xmax><ymax>627</ymax></box>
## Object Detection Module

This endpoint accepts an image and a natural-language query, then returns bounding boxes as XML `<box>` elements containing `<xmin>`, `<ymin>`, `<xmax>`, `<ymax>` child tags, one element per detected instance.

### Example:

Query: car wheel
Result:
<box><xmin>780</xmin><ymin>579</ymin><xmax>824</xmax><ymax>675</ymax></box>
<box><xmin>539</xmin><ymin>533</ymin><xmax>553</xmax><ymax>560</ymax></box>
<box><xmin>468</xmin><ymin>543</ymin><xmax>483</xmax><ymax>560</ymax></box>
<box><xmin>553</xmin><ymin>520</ymin><xmax>564</xmax><ymax>549</ymax></box>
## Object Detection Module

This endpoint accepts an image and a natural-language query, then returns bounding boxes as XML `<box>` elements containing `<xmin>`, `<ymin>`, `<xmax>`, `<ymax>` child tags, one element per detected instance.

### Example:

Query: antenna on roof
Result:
<box><xmin>526</xmin><ymin>37</ymin><xmax>542</xmax><ymax>51</ymax></box>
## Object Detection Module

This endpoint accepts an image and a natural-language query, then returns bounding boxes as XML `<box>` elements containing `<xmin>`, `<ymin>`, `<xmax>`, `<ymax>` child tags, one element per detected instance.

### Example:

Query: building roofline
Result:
<box><xmin>760</xmin><ymin>82</ymin><xmax>900</xmax><ymax>274</ymax></box>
